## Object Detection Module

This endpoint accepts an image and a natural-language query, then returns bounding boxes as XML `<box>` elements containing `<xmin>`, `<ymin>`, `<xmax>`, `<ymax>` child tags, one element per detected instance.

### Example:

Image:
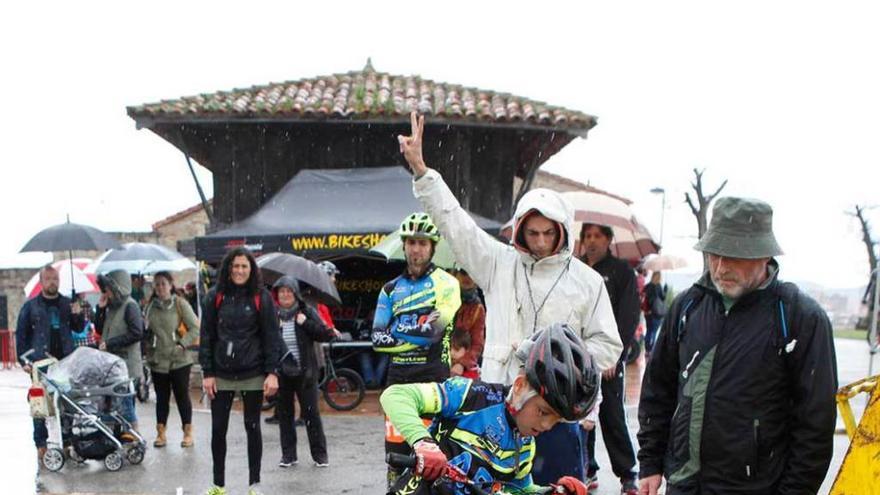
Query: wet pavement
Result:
<box><xmin>0</xmin><ymin>337</ymin><xmax>874</xmax><ymax>494</ymax></box>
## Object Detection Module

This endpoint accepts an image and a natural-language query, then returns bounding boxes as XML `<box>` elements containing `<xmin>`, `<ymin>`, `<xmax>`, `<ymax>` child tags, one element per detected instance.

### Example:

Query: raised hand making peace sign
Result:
<box><xmin>398</xmin><ymin>111</ymin><xmax>428</xmax><ymax>178</ymax></box>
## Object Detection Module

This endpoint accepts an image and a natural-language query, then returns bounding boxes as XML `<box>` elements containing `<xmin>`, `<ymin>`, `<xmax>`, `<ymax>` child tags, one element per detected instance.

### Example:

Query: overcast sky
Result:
<box><xmin>1</xmin><ymin>1</ymin><xmax>878</xmax><ymax>289</ymax></box>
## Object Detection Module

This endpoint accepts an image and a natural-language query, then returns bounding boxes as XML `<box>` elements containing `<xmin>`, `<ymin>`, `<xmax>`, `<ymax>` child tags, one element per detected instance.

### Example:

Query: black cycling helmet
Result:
<box><xmin>522</xmin><ymin>323</ymin><xmax>600</xmax><ymax>422</ymax></box>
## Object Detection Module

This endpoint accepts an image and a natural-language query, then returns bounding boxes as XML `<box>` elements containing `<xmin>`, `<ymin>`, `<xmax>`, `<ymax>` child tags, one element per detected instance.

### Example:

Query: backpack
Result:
<box><xmin>674</xmin><ymin>282</ymin><xmax>801</xmax><ymax>367</ymax></box>
<box><xmin>214</xmin><ymin>292</ymin><xmax>262</xmax><ymax>312</ymax></box>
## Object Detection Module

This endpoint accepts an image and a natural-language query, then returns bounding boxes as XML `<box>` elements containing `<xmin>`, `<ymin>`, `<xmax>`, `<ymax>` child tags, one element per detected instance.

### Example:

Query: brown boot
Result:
<box><xmin>180</xmin><ymin>424</ymin><xmax>194</xmax><ymax>448</ymax></box>
<box><xmin>153</xmin><ymin>423</ymin><xmax>167</xmax><ymax>448</ymax></box>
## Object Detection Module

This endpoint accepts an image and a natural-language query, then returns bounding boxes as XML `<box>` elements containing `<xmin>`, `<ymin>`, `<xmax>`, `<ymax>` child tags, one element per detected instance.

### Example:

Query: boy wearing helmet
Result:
<box><xmin>373</xmin><ymin>212</ymin><xmax>462</xmax><ymax>487</ymax></box>
<box><xmin>380</xmin><ymin>323</ymin><xmax>599</xmax><ymax>495</ymax></box>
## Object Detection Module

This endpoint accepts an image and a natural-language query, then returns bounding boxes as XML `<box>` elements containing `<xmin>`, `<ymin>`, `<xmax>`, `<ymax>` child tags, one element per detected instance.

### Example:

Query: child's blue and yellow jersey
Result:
<box><xmin>380</xmin><ymin>376</ymin><xmax>544</xmax><ymax>495</ymax></box>
<box><xmin>372</xmin><ymin>264</ymin><xmax>461</xmax><ymax>383</ymax></box>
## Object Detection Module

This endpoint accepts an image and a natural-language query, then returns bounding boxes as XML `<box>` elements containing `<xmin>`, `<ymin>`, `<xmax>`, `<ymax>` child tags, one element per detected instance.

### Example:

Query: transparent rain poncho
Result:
<box><xmin>46</xmin><ymin>347</ymin><xmax>130</xmax><ymax>392</ymax></box>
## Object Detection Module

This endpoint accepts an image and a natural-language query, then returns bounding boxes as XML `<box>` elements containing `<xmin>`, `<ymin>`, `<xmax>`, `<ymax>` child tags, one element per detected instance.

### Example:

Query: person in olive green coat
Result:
<box><xmin>145</xmin><ymin>271</ymin><xmax>200</xmax><ymax>448</ymax></box>
<box><xmin>95</xmin><ymin>268</ymin><xmax>145</xmax><ymax>428</ymax></box>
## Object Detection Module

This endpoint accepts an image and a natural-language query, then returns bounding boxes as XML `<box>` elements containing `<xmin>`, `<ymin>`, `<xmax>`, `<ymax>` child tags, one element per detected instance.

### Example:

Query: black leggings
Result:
<box><xmin>211</xmin><ymin>389</ymin><xmax>264</xmax><ymax>487</ymax></box>
<box><xmin>152</xmin><ymin>365</ymin><xmax>193</xmax><ymax>425</ymax></box>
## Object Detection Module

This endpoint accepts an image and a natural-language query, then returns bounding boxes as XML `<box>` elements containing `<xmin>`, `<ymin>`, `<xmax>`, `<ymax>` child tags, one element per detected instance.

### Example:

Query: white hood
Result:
<box><xmin>511</xmin><ymin>188</ymin><xmax>576</xmax><ymax>262</ymax></box>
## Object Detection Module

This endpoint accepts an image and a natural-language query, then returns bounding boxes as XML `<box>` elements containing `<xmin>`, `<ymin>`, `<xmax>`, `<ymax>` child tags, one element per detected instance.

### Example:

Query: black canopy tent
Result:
<box><xmin>195</xmin><ymin>166</ymin><xmax>503</xmax><ymax>263</ymax></box>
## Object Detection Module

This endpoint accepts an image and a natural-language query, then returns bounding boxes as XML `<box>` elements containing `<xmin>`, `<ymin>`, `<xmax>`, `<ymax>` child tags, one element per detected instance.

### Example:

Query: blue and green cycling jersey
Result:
<box><xmin>372</xmin><ymin>264</ymin><xmax>460</xmax><ymax>382</ymax></box>
<box><xmin>380</xmin><ymin>377</ymin><xmax>544</xmax><ymax>494</ymax></box>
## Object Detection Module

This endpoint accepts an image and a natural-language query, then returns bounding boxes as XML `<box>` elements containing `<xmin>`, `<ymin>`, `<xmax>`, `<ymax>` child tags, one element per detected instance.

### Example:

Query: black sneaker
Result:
<box><xmin>278</xmin><ymin>457</ymin><xmax>298</xmax><ymax>468</ymax></box>
<box><xmin>265</xmin><ymin>416</ymin><xmax>280</xmax><ymax>425</ymax></box>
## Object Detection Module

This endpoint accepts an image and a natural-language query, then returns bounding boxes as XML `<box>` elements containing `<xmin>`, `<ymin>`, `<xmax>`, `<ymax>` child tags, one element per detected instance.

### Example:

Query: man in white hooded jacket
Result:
<box><xmin>398</xmin><ymin>112</ymin><xmax>623</xmax><ymax>485</ymax></box>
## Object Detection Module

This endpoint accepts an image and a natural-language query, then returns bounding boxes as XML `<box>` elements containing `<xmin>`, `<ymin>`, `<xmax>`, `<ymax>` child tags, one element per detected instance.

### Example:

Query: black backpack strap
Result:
<box><xmin>675</xmin><ymin>287</ymin><xmax>705</xmax><ymax>343</ymax></box>
<box><xmin>773</xmin><ymin>282</ymin><xmax>802</xmax><ymax>367</ymax></box>
<box><xmin>775</xmin><ymin>282</ymin><xmax>800</xmax><ymax>345</ymax></box>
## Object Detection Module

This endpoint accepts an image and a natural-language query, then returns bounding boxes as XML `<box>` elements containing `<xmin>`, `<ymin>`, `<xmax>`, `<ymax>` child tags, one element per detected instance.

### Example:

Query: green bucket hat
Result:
<box><xmin>693</xmin><ymin>197</ymin><xmax>784</xmax><ymax>259</ymax></box>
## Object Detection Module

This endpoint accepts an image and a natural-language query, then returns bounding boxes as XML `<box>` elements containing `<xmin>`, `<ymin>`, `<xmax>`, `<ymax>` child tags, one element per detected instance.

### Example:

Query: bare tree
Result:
<box><xmin>685</xmin><ymin>168</ymin><xmax>728</xmax><ymax>272</ymax></box>
<box><xmin>846</xmin><ymin>206</ymin><xmax>878</xmax><ymax>330</ymax></box>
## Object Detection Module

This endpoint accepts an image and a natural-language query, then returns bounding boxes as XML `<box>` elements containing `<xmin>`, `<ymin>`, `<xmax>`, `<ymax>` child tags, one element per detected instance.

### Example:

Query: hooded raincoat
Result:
<box><xmin>95</xmin><ymin>269</ymin><xmax>145</xmax><ymax>380</ymax></box>
<box><xmin>413</xmin><ymin>169</ymin><xmax>622</xmax><ymax>383</ymax></box>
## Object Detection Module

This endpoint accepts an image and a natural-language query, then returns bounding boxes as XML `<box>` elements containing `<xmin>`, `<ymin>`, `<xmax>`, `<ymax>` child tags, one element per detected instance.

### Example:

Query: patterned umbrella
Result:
<box><xmin>561</xmin><ymin>191</ymin><xmax>660</xmax><ymax>263</ymax></box>
<box><xmin>24</xmin><ymin>259</ymin><xmax>100</xmax><ymax>298</ymax></box>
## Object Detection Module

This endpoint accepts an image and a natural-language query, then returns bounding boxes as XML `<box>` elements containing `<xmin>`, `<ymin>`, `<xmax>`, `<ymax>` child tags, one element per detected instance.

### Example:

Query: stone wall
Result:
<box><xmin>154</xmin><ymin>208</ymin><xmax>210</xmax><ymax>251</ymax></box>
<box><xmin>0</xmin><ymin>268</ymin><xmax>39</xmax><ymax>331</ymax></box>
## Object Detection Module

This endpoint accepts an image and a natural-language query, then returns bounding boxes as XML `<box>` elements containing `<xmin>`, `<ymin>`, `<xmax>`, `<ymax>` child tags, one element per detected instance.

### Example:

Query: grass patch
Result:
<box><xmin>834</xmin><ymin>328</ymin><xmax>867</xmax><ymax>340</ymax></box>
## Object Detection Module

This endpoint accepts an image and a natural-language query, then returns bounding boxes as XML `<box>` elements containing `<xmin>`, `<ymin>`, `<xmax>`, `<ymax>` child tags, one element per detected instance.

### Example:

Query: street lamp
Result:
<box><xmin>650</xmin><ymin>187</ymin><xmax>666</xmax><ymax>247</ymax></box>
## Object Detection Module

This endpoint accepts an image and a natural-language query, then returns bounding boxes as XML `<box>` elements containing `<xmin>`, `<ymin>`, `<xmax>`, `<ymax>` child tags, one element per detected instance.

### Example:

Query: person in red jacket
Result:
<box><xmin>450</xmin><ymin>268</ymin><xmax>485</xmax><ymax>377</ymax></box>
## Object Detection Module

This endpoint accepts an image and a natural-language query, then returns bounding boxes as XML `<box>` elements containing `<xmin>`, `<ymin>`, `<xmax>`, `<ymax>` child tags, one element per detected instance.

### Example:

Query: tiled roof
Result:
<box><xmin>128</xmin><ymin>60</ymin><xmax>596</xmax><ymax>135</ymax></box>
<box><xmin>151</xmin><ymin>200</ymin><xmax>212</xmax><ymax>231</ymax></box>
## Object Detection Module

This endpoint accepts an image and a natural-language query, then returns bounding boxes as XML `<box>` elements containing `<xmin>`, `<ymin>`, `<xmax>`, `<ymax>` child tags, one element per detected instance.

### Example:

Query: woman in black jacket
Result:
<box><xmin>272</xmin><ymin>276</ymin><xmax>339</xmax><ymax>468</ymax></box>
<box><xmin>199</xmin><ymin>247</ymin><xmax>282</xmax><ymax>495</ymax></box>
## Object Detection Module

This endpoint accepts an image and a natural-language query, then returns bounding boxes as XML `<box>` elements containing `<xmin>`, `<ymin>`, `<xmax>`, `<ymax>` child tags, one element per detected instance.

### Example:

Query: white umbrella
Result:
<box><xmin>642</xmin><ymin>253</ymin><xmax>689</xmax><ymax>271</ymax></box>
<box><xmin>369</xmin><ymin>230</ymin><xmax>457</xmax><ymax>269</ymax></box>
<box><xmin>89</xmin><ymin>242</ymin><xmax>196</xmax><ymax>274</ymax></box>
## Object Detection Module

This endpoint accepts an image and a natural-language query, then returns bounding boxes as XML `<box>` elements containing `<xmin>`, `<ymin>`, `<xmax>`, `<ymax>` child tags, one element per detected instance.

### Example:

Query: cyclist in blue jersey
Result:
<box><xmin>373</xmin><ymin>212</ymin><xmax>462</xmax><ymax>488</ymax></box>
<box><xmin>380</xmin><ymin>323</ymin><xmax>600</xmax><ymax>495</ymax></box>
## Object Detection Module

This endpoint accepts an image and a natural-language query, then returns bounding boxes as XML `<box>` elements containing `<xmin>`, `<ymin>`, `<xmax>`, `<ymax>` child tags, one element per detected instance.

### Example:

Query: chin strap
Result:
<box><xmin>506</xmin><ymin>386</ymin><xmax>538</xmax><ymax>415</ymax></box>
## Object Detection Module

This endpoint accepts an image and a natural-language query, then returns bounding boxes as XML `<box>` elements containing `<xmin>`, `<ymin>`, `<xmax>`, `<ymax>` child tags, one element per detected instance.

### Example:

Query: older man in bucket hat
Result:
<box><xmin>637</xmin><ymin>197</ymin><xmax>837</xmax><ymax>495</ymax></box>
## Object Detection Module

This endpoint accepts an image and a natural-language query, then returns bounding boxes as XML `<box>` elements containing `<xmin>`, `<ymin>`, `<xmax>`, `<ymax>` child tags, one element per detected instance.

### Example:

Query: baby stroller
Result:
<box><xmin>23</xmin><ymin>347</ymin><xmax>147</xmax><ymax>472</ymax></box>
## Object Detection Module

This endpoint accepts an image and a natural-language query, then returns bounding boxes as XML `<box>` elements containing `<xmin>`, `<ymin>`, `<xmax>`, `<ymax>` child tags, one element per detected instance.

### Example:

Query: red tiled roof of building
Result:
<box><xmin>151</xmin><ymin>200</ymin><xmax>212</xmax><ymax>231</ymax></box>
<box><xmin>127</xmin><ymin>60</ymin><xmax>597</xmax><ymax>136</ymax></box>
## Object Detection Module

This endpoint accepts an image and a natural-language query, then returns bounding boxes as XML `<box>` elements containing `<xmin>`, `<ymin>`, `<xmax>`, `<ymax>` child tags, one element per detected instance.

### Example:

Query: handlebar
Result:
<box><xmin>385</xmin><ymin>453</ymin><xmax>491</xmax><ymax>495</ymax></box>
<box><xmin>385</xmin><ymin>453</ymin><xmax>563</xmax><ymax>495</ymax></box>
<box><xmin>385</xmin><ymin>453</ymin><xmax>417</xmax><ymax>469</ymax></box>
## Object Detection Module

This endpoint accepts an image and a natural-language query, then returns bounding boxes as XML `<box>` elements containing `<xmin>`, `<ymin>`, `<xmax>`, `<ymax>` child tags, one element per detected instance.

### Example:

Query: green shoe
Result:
<box><xmin>205</xmin><ymin>486</ymin><xmax>226</xmax><ymax>495</ymax></box>
<box><xmin>247</xmin><ymin>483</ymin><xmax>264</xmax><ymax>495</ymax></box>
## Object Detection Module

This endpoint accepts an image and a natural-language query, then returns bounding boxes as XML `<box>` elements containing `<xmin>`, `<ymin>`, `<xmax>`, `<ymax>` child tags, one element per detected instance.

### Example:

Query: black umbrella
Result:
<box><xmin>20</xmin><ymin>218</ymin><xmax>120</xmax><ymax>298</ymax></box>
<box><xmin>20</xmin><ymin>219</ymin><xmax>120</xmax><ymax>253</ymax></box>
<box><xmin>256</xmin><ymin>252</ymin><xmax>341</xmax><ymax>306</ymax></box>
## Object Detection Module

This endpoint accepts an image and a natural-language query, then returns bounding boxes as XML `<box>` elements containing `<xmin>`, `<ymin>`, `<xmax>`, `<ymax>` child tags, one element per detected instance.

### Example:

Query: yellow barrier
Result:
<box><xmin>830</xmin><ymin>374</ymin><xmax>880</xmax><ymax>494</ymax></box>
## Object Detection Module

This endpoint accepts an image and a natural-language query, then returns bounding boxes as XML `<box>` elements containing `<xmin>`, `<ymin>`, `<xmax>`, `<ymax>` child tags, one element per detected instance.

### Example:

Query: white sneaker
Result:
<box><xmin>315</xmin><ymin>460</ymin><xmax>330</xmax><ymax>468</ymax></box>
<box><xmin>279</xmin><ymin>457</ymin><xmax>298</xmax><ymax>468</ymax></box>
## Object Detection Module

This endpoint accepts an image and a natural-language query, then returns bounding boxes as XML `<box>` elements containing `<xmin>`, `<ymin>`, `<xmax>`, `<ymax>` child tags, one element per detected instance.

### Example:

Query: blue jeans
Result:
<box><xmin>358</xmin><ymin>351</ymin><xmax>389</xmax><ymax>388</ymax></box>
<box><xmin>119</xmin><ymin>395</ymin><xmax>137</xmax><ymax>423</ymax></box>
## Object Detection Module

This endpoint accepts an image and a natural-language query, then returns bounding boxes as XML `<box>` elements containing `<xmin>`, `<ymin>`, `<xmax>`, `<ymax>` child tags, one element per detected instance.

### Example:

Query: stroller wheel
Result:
<box><xmin>126</xmin><ymin>445</ymin><xmax>145</xmax><ymax>465</ymax></box>
<box><xmin>104</xmin><ymin>451</ymin><xmax>124</xmax><ymax>472</ymax></box>
<box><xmin>42</xmin><ymin>448</ymin><xmax>65</xmax><ymax>472</ymax></box>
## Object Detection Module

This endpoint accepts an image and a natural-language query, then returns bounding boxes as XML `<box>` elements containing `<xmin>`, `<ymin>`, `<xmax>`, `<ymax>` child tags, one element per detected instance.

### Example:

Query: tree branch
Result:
<box><xmin>707</xmin><ymin>179</ymin><xmax>729</xmax><ymax>202</ymax></box>
<box><xmin>685</xmin><ymin>192</ymin><xmax>699</xmax><ymax>216</ymax></box>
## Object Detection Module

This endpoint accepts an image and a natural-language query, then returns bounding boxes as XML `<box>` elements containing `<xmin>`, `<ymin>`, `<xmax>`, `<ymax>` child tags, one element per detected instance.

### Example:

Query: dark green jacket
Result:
<box><xmin>145</xmin><ymin>294</ymin><xmax>199</xmax><ymax>373</ymax></box>
<box><xmin>95</xmin><ymin>269</ymin><xmax>145</xmax><ymax>380</ymax></box>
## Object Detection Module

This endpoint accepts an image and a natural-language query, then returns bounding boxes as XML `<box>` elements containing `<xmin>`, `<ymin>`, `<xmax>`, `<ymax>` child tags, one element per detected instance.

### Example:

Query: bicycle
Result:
<box><xmin>386</xmin><ymin>453</ymin><xmax>565</xmax><ymax>495</ymax></box>
<box><xmin>318</xmin><ymin>341</ymin><xmax>366</xmax><ymax>411</ymax></box>
<box><xmin>260</xmin><ymin>340</ymin><xmax>366</xmax><ymax>412</ymax></box>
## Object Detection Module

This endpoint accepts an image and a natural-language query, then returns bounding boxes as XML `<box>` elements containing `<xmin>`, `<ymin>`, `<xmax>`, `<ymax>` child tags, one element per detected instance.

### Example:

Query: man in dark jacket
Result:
<box><xmin>582</xmin><ymin>223</ymin><xmax>640</xmax><ymax>494</ymax></box>
<box><xmin>637</xmin><ymin>197</ymin><xmax>837</xmax><ymax>495</ymax></box>
<box><xmin>16</xmin><ymin>265</ymin><xmax>83</xmax><ymax>454</ymax></box>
